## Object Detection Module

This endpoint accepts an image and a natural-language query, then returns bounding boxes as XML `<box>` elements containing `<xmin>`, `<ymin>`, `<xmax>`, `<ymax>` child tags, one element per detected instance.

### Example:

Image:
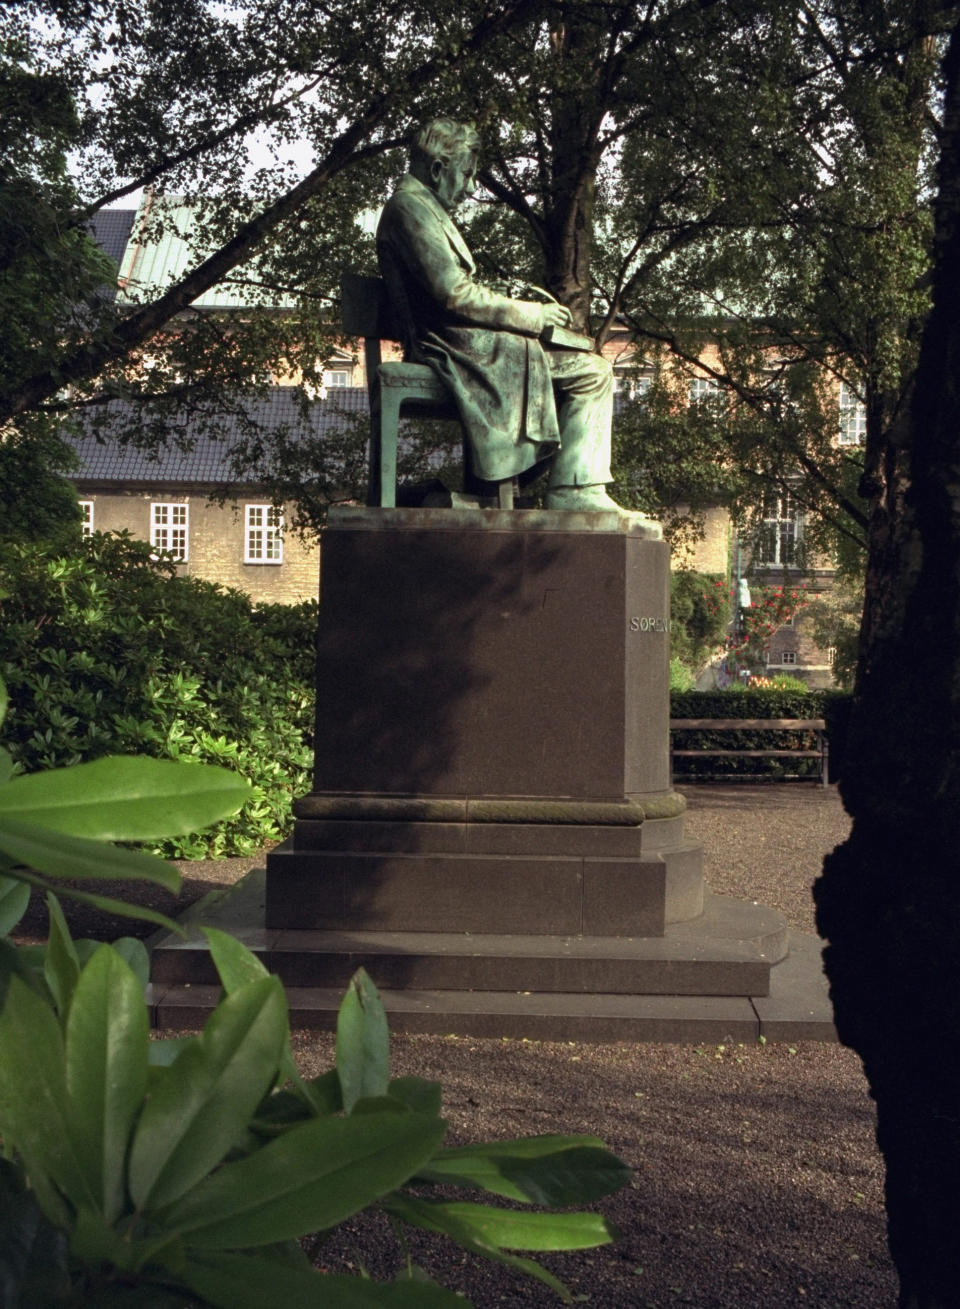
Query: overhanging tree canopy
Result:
<box><xmin>0</xmin><ymin>0</ymin><xmax>542</xmax><ymax>520</ymax></box>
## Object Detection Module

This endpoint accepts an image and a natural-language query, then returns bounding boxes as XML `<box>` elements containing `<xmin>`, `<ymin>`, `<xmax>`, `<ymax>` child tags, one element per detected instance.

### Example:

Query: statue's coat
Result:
<box><xmin>376</xmin><ymin>173</ymin><xmax>561</xmax><ymax>481</ymax></box>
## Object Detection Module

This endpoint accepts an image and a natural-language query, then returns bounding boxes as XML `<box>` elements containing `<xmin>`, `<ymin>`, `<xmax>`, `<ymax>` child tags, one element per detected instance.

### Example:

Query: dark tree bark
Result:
<box><xmin>540</xmin><ymin>11</ymin><xmax>605</xmax><ymax>332</ymax></box>
<box><xmin>814</xmin><ymin>18</ymin><xmax>960</xmax><ymax>1309</ymax></box>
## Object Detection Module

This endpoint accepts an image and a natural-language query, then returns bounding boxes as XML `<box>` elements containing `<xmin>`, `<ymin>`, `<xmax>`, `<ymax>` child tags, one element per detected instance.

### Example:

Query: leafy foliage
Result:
<box><xmin>0</xmin><ymin>533</ymin><xmax>314</xmax><ymax>856</ymax></box>
<box><xmin>670</xmin><ymin>572</ymin><xmax>731</xmax><ymax>674</ymax></box>
<box><xmin>0</xmin><ymin>675</ymin><xmax>249</xmax><ymax>944</ymax></box>
<box><xmin>0</xmin><ymin>0</ymin><xmax>543</xmax><ymax>517</ymax></box>
<box><xmin>804</xmin><ymin>575</ymin><xmax>862</xmax><ymax>690</ymax></box>
<box><xmin>608</xmin><ymin>2</ymin><xmax>948</xmax><ymax>576</ymax></box>
<box><xmin>0</xmin><ymin>925</ymin><xmax>628</xmax><ymax>1304</ymax></box>
<box><xmin>0</xmin><ymin>701</ymin><xmax>630</xmax><ymax>1304</ymax></box>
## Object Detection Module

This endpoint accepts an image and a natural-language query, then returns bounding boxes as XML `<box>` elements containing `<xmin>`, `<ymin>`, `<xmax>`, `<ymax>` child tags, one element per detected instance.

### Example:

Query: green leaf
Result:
<box><xmin>381</xmin><ymin>1194</ymin><xmax>578</xmax><ymax>1301</ymax></box>
<box><xmin>70</xmin><ymin>1285</ymin><xmax>195</xmax><ymax>1308</ymax></box>
<box><xmin>417</xmin><ymin>1136</ymin><xmax>632</xmax><ymax>1206</ymax></box>
<box><xmin>70</xmin><ymin>1204</ymin><xmax>139</xmax><ymax>1272</ymax></box>
<box><xmin>0</xmin><ymin>975</ymin><xmax>95</xmax><ymax>1214</ymax></box>
<box><xmin>148</xmin><ymin>1035</ymin><xmax>192</xmax><ymax>1067</ymax></box>
<box><xmin>0</xmin><ymin>938</ymin><xmax>36</xmax><ymax>1018</ymax></box>
<box><xmin>109</xmin><ymin>936</ymin><xmax>150</xmax><ymax>991</ymax></box>
<box><xmin>385</xmin><ymin>1195</ymin><xmax>617</xmax><ymax>1253</ymax></box>
<box><xmin>167</xmin><ymin>1111</ymin><xmax>447</xmax><ymax>1248</ymax></box>
<box><xmin>0</xmin><ymin>816</ymin><xmax>180</xmax><ymax>890</ymax></box>
<box><xmin>129</xmin><ymin>976</ymin><xmax>288</xmax><ymax>1212</ymax></box>
<box><xmin>180</xmin><ymin>1251</ymin><xmax>470</xmax><ymax>1309</ymax></box>
<box><xmin>203</xmin><ymin>925</ymin><xmax>269</xmax><ymax>989</ymax></box>
<box><xmin>387</xmin><ymin>1076</ymin><xmax>443</xmax><ymax>1116</ymax></box>
<box><xmin>0</xmin><ymin>1158</ymin><xmax>70</xmax><ymax>1308</ymax></box>
<box><xmin>297</xmin><ymin>1068</ymin><xmax>343</xmax><ymax>1115</ymax></box>
<box><xmin>43</xmin><ymin>893</ymin><xmax>81</xmax><ymax>1018</ymax></box>
<box><xmin>251</xmin><ymin>1070</ymin><xmax>342</xmax><ymax>1135</ymax></box>
<box><xmin>0</xmin><ymin>874</ymin><xmax>29</xmax><ymax>935</ymax></box>
<box><xmin>66</xmin><ymin>945</ymin><xmax>149</xmax><ymax>1223</ymax></box>
<box><xmin>74</xmin><ymin>938</ymin><xmax>103</xmax><ymax>967</ymax></box>
<box><xmin>337</xmin><ymin>968</ymin><xmax>390</xmax><ymax>1113</ymax></box>
<box><xmin>0</xmin><ymin>756</ymin><xmax>250</xmax><ymax>840</ymax></box>
<box><xmin>203</xmin><ymin>926</ymin><xmax>319</xmax><ymax>1112</ymax></box>
<box><xmin>0</xmin><ymin>674</ymin><xmax>7</xmax><ymax>729</ymax></box>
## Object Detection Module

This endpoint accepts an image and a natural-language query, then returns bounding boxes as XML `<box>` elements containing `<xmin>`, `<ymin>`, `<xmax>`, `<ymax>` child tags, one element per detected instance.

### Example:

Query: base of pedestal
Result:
<box><xmin>145</xmin><ymin>507</ymin><xmax>831</xmax><ymax>1040</ymax></box>
<box><xmin>264</xmin><ymin>804</ymin><xmax>704</xmax><ymax>937</ymax></box>
<box><xmin>147</xmin><ymin>869</ymin><xmax>833</xmax><ymax>1043</ymax></box>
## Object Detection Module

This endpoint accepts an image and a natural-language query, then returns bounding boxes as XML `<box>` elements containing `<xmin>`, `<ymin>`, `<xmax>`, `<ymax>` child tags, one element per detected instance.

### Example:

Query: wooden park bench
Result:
<box><xmin>670</xmin><ymin>717</ymin><xmax>829</xmax><ymax>786</ymax></box>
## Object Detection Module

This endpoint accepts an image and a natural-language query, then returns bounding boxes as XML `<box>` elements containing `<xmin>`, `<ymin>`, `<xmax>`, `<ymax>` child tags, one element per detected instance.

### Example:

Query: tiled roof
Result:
<box><xmin>66</xmin><ymin>387</ymin><xmax>369</xmax><ymax>485</ymax></box>
<box><xmin>90</xmin><ymin>209</ymin><xmax>137</xmax><ymax>267</ymax></box>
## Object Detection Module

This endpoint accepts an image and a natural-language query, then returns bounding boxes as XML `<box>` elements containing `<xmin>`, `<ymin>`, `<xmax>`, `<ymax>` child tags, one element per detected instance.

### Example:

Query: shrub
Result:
<box><xmin>0</xmin><ymin>533</ymin><xmax>316</xmax><ymax>857</ymax></box>
<box><xmin>669</xmin><ymin>657</ymin><xmax>696</xmax><ymax>692</ymax></box>
<box><xmin>670</xmin><ymin>571</ymin><xmax>730</xmax><ymax>670</ymax></box>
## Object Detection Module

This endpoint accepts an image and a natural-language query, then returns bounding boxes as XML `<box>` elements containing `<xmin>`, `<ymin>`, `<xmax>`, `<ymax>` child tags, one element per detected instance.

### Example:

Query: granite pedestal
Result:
<box><xmin>248</xmin><ymin>507</ymin><xmax>789</xmax><ymax>1036</ymax></box>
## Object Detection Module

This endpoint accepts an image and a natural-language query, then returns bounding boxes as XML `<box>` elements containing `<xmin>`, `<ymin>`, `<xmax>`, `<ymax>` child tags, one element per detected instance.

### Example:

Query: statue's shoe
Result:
<box><xmin>545</xmin><ymin>485</ymin><xmax>626</xmax><ymax>512</ymax></box>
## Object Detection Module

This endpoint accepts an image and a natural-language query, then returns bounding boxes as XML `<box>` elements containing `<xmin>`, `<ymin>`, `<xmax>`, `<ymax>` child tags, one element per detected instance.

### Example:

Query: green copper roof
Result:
<box><xmin>116</xmin><ymin>193</ymin><xmax>295</xmax><ymax>311</ymax></box>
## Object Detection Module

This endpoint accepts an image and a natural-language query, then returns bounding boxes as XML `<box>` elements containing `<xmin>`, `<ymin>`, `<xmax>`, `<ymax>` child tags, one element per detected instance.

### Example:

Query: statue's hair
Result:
<box><xmin>411</xmin><ymin>119</ymin><xmax>481</xmax><ymax>169</ymax></box>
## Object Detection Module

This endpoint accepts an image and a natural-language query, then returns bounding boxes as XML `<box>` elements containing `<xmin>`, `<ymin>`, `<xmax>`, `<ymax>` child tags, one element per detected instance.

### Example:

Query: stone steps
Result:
<box><xmin>146</xmin><ymin>871</ymin><xmax>835</xmax><ymax>1042</ymax></box>
<box><xmin>147</xmin><ymin>933</ymin><xmax>834</xmax><ymax>1043</ymax></box>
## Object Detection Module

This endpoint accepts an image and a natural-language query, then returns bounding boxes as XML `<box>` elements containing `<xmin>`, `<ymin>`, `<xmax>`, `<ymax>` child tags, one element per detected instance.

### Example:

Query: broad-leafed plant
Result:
<box><xmin>0</xmin><ymin>672</ymin><xmax>630</xmax><ymax>1305</ymax></box>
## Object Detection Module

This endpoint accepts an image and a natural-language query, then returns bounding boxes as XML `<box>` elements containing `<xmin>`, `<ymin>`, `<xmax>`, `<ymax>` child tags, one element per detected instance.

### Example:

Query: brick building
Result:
<box><xmin>66</xmin><ymin>386</ymin><xmax>375</xmax><ymax>604</ymax></box>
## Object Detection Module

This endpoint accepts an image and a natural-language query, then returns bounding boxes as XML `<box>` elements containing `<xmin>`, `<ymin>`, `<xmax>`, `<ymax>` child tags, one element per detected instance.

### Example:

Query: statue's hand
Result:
<box><xmin>542</xmin><ymin>303</ymin><xmax>573</xmax><ymax>329</ymax></box>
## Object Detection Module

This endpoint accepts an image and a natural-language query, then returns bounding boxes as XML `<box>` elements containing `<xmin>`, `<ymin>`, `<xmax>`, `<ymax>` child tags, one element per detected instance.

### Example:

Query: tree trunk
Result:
<box><xmin>540</xmin><ymin>10</ymin><xmax>606</xmax><ymax>333</ymax></box>
<box><xmin>542</xmin><ymin>169</ymin><xmax>595</xmax><ymax>335</ymax></box>
<box><xmin>814</xmin><ymin>19</ymin><xmax>960</xmax><ymax>1308</ymax></box>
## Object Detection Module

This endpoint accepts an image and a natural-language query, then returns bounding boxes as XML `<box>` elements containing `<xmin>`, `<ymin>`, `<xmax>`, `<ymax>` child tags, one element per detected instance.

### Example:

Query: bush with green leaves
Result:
<box><xmin>670</xmin><ymin>571</ymin><xmax>731</xmax><ymax>673</ymax></box>
<box><xmin>669</xmin><ymin>657</ymin><xmax>697</xmax><ymax>692</ymax></box>
<box><xmin>0</xmin><ymin>533</ymin><xmax>316</xmax><ymax>857</ymax></box>
<box><xmin>0</xmin><ymin>707</ymin><xmax>630</xmax><ymax>1306</ymax></box>
<box><xmin>0</xmin><ymin>946</ymin><xmax>627</xmax><ymax>1307</ymax></box>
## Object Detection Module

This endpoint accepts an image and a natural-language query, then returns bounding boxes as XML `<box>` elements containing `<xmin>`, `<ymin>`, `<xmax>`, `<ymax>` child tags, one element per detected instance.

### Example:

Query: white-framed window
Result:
<box><xmin>150</xmin><ymin>502</ymin><xmax>189</xmax><ymax>561</ymax></box>
<box><xmin>79</xmin><ymin>500</ymin><xmax>94</xmax><ymax>536</ymax></box>
<box><xmin>323</xmin><ymin>367</ymin><xmax>352</xmax><ymax>388</ymax></box>
<box><xmin>689</xmin><ymin>374</ymin><xmax>724</xmax><ymax>411</ymax></box>
<box><xmin>245</xmin><ymin>504</ymin><xmax>283</xmax><ymax>564</ymax></box>
<box><xmin>778</xmin><ymin>650</ymin><xmax>798</xmax><ymax>665</ymax></box>
<box><xmin>756</xmin><ymin>491</ymin><xmax>804</xmax><ymax>568</ymax></box>
<box><xmin>838</xmin><ymin>382</ymin><xmax>866</xmax><ymax>445</ymax></box>
<box><xmin>613</xmin><ymin>367</ymin><xmax>653</xmax><ymax>399</ymax></box>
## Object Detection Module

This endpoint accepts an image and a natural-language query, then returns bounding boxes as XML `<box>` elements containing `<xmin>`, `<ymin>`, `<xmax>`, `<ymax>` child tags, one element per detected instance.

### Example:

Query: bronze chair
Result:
<box><xmin>341</xmin><ymin>272</ymin><xmax>515</xmax><ymax>508</ymax></box>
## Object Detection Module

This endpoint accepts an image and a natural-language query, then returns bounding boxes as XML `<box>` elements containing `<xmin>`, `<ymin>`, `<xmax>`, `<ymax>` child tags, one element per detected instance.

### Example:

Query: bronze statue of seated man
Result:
<box><xmin>376</xmin><ymin>118</ymin><xmax>623</xmax><ymax>512</ymax></box>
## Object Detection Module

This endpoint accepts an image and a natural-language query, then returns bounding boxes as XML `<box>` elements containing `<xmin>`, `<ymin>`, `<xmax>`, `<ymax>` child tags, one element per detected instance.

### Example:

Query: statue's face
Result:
<box><xmin>430</xmin><ymin>150</ymin><xmax>478</xmax><ymax>212</ymax></box>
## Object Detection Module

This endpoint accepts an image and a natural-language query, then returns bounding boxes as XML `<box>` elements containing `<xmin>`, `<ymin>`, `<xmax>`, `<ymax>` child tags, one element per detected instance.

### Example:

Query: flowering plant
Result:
<box><xmin>726</xmin><ymin>583</ymin><xmax>808</xmax><ymax>672</ymax></box>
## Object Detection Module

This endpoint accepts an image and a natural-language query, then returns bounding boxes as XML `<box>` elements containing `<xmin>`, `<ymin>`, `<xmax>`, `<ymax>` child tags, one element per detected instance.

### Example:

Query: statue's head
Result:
<box><xmin>410</xmin><ymin>119</ymin><xmax>481</xmax><ymax>212</ymax></box>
